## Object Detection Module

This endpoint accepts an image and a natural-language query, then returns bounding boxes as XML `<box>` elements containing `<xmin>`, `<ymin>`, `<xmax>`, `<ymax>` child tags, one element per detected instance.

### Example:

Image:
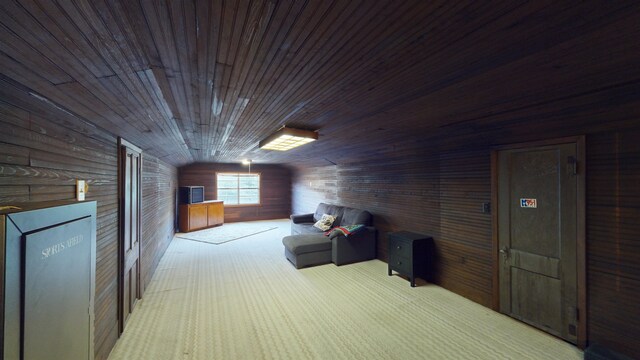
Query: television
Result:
<box><xmin>179</xmin><ymin>186</ymin><xmax>205</xmax><ymax>204</ymax></box>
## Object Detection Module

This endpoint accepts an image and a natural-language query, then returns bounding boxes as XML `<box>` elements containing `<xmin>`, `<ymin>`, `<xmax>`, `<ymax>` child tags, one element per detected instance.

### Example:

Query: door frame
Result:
<box><xmin>491</xmin><ymin>135</ymin><xmax>586</xmax><ymax>348</ymax></box>
<box><xmin>117</xmin><ymin>137</ymin><xmax>143</xmax><ymax>335</ymax></box>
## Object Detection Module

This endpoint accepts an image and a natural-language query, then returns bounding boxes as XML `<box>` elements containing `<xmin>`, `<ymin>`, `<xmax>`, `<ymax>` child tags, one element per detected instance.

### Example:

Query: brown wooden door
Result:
<box><xmin>497</xmin><ymin>142</ymin><xmax>578</xmax><ymax>343</ymax></box>
<box><xmin>118</xmin><ymin>138</ymin><xmax>142</xmax><ymax>333</ymax></box>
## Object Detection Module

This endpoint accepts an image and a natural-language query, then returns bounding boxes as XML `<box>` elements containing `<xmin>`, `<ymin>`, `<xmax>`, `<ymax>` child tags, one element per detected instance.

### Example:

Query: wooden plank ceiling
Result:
<box><xmin>1</xmin><ymin>1</ymin><xmax>638</xmax><ymax>166</ymax></box>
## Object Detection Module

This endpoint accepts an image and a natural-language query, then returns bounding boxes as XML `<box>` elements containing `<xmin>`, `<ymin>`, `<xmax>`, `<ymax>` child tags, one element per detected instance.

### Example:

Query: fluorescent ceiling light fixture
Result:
<box><xmin>259</xmin><ymin>127</ymin><xmax>318</xmax><ymax>151</ymax></box>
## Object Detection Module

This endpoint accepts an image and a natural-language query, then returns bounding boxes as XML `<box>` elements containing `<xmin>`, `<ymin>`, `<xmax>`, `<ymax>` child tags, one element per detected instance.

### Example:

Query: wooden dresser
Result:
<box><xmin>179</xmin><ymin>200</ymin><xmax>224</xmax><ymax>232</ymax></box>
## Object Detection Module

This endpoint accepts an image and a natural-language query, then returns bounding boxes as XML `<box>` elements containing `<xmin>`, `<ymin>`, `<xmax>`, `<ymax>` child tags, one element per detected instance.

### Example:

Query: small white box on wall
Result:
<box><xmin>77</xmin><ymin>179</ymin><xmax>87</xmax><ymax>201</ymax></box>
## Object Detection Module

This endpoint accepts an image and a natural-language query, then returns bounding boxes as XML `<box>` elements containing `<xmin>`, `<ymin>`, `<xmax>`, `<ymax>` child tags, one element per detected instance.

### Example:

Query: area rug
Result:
<box><xmin>175</xmin><ymin>221</ymin><xmax>278</xmax><ymax>245</ymax></box>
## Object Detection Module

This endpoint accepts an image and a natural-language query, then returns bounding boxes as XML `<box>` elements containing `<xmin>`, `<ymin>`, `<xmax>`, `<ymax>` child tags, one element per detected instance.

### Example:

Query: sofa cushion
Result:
<box><xmin>313</xmin><ymin>214</ymin><xmax>336</xmax><ymax>231</ymax></box>
<box><xmin>291</xmin><ymin>222</ymin><xmax>323</xmax><ymax>235</ymax></box>
<box><xmin>340</xmin><ymin>207</ymin><xmax>372</xmax><ymax>226</ymax></box>
<box><xmin>283</xmin><ymin>234</ymin><xmax>331</xmax><ymax>255</ymax></box>
<box><xmin>292</xmin><ymin>203</ymin><xmax>372</xmax><ymax>236</ymax></box>
<box><xmin>314</xmin><ymin>203</ymin><xmax>344</xmax><ymax>224</ymax></box>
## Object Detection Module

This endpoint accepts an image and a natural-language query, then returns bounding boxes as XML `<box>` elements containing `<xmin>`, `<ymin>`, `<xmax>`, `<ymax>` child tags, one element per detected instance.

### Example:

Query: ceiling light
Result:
<box><xmin>242</xmin><ymin>159</ymin><xmax>252</xmax><ymax>173</ymax></box>
<box><xmin>259</xmin><ymin>127</ymin><xmax>318</xmax><ymax>151</ymax></box>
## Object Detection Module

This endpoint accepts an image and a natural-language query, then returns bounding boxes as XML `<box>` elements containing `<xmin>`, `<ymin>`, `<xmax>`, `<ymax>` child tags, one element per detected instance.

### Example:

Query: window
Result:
<box><xmin>216</xmin><ymin>173</ymin><xmax>260</xmax><ymax>205</ymax></box>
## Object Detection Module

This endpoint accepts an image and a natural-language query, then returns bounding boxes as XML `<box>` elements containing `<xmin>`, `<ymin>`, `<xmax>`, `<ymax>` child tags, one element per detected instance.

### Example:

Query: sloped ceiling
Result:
<box><xmin>1</xmin><ymin>1</ymin><xmax>638</xmax><ymax>166</ymax></box>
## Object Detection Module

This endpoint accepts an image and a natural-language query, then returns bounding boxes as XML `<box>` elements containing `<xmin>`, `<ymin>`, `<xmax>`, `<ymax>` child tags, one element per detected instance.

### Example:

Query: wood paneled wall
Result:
<box><xmin>586</xmin><ymin>130</ymin><xmax>640</xmax><ymax>357</ymax></box>
<box><xmin>291</xmin><ymin>164</ymin><xmax>338</xmax><ymax>213</ymax></box>
<box><xmin>292</xmin><ymin>128</ymin><xmax>640</xmax><ymax>358</ymax></box>
<box><xmin>437</xmin><ymin>151</ymin><xmax>492</xmax><ymax>306</ymax></box>
<box><xmin>0</xmin><ymin>80</ymin><xmax>177</xmax><ymax>360</ymax></box>
<box><xmin>141</xmin><ymin>156</ymin><xmax>177</xmax><ymax>292</ymax></box>
<box><xmin>179</xmin><ymin>163</ymin><xmax>291</xmax><ymax>222</ymax></box>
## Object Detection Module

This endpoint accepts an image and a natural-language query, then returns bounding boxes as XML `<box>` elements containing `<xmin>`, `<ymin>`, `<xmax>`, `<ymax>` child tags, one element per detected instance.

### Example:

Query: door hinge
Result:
<box><xmin>567</xmin><ymin>156</ymin><xmax>577</xmax><ymax>175</ymax></box>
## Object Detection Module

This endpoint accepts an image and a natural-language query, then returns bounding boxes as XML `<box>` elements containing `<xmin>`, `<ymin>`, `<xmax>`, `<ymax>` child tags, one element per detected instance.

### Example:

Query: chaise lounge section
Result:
<box><xmin>283</xmin><ymin>203</ymin><xmax>377</xmax><ymax>269</ymax></box>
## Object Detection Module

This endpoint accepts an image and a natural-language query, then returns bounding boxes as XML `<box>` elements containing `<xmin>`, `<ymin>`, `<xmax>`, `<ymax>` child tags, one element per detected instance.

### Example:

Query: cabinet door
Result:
<box><xmin>207</xmin><ymin>203</ymin><xmax>223</xmax><ymax>226</ymax></box>
<box><xmin>24</xmin><ymin>218</ymin><xmax>92</xmax><ymax>360</ymax></box>
<box><xmin>189</xmin><ymin>205</ymin><xmax>208</xmax><ymax>230</ymax></box>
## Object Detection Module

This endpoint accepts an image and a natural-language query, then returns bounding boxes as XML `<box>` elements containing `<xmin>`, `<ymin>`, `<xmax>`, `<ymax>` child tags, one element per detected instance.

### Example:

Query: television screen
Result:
<box><xmin>179</xmin><ymin>186</ymin><xmax>205</xmax><ymax>204</ymax></box>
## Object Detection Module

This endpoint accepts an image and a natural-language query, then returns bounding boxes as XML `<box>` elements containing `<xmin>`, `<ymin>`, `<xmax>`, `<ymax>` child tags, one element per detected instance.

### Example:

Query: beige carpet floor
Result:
<box><xmin>107</xmin><ymin>219</ymin><xmax>582</xmax><ymax>360</ymax></box>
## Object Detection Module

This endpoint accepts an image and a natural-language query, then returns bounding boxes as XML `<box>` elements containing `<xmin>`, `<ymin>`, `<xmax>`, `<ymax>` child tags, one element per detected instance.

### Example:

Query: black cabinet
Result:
<box><xmin>1</xmin><ymin>201</ymin><xmax>97</xmax><ymax>360</ymax></box>
<box><xmin>387</xmin><ymin>231</ymin><xmax>432</xmax><ymax>287</ymax></box>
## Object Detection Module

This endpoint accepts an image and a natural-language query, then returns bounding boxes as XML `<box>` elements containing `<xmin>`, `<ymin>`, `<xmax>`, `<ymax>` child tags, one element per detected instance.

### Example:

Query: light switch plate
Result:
<box><xmin>77</xmin><ymin>180</ymin><xmax>86</xmax><ymax>201</ymax></box>
<box><xmin>482</xmin><ymin>202</ymin><xmax>491</xmax><ymax>214</ymax></box>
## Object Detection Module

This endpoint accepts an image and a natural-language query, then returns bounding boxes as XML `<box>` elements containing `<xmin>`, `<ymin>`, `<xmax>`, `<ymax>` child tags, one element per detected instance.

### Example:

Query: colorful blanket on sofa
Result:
<box><xmin>325</xmin><ymin>224</ymin><xmax>365</xmax><ymax>238</ymax></box>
